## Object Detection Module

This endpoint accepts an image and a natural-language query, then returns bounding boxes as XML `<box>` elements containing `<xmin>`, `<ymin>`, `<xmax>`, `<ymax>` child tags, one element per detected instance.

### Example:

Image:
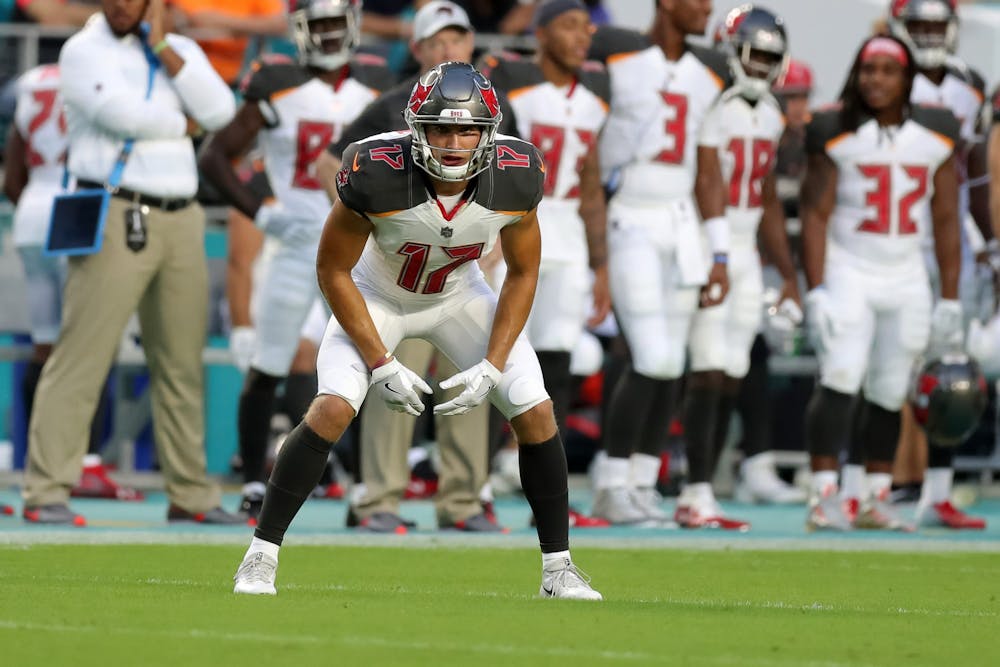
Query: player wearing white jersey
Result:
<box><xmin>480</xmin><ymin>0</ymin><xmax>611</xmax><ymax>447</ymax></box>
<box><xmin>860</xmin><ymin>0</ymin><xmax>989</xmax><ymax>530</ymax></box>
<box><xmin>232</xmin><ymin>62</ymin><xmax>602</xmax><ymax>601</ymax></box>
<box><xmin>199</xmin><ymin>0</ymin><xmax>392</xmax><ymax>520</ymax></box>
<box><xmin>683</xmin><ymin>5</ymin><xmax>800</xmax><ymax>530</ymax></box>
<box><xmin>800</xmin><ymin>36</ymin><xmax>961</xmax><ymax>531</ymax></box>
<box><xmin>585</xmin><ymin>0</ymin><xmax>732</xmax><ymax>525</ymax></box>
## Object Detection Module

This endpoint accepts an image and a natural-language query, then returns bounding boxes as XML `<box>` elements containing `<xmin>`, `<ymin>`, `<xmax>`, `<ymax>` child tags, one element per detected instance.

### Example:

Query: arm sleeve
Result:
<box><xmin>58</xmin><ymin>37</ymin><xmax>186</xmax><ymax>140</ymax></box>
<box><xmin>168</xmin><ymin>36</ymin><xmax>237</xmax><ymax>131</ymax></box>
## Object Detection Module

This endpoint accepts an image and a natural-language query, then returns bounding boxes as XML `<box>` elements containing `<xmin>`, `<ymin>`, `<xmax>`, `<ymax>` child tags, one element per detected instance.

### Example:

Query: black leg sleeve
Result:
<box><xmin>737</xmin><ymin>336</ymin><xmax>771</xmax><ymax>458</ymax></box>
<box><xmin>281</xmin><ymin>373</ymin><xmax>317</xmax><ymax>426</ymax></box>
<box><xmin>602</xmin><ymin>368</ymin><xmax>660</xmax><ymax>458</ymax></box>
<box><xmin>536</xmin><ymin>351</ymin><xmax>573</xmax><ymax>440</ymax></box>
<box><xmin>638</xmin><ymin>378</ymin><xmax>680</xmax><ymax>457</ymax></box>
<box><xmin>860</xmin><ymin>400</ymin><xmax>901</xmax><ymax>466</ymax></box>
<box><xmin>927</xmin><ymin>443</ymin><xmax>955</xmax><ymax>468</ymax></box>
<box><xmin>519</xmin><ymin>434</ymin><xmax>569</xmax><ymax>554</ymax></box>
<box><xmin>846</xmin><ymin>396</ymin><xmax>866</xmax><ymax>466</ymax></box>
<box><xmin>805</xmin><ymin>386</ymin><xmax>855</xmax><ymax>459</ymax></box>
<box><xmin>683</xmin><ymin>387</ymin><xmax>721</xmax><ymax>484</ymax></box>
<box><xmin>709</xmin><ymin>390</ymin><xmax>738</xmax><ymax>476</ymax></box>
<box><xmin>238</xmin><ymin>369</ymin><xmax>283</xmax><ymax>485</ymax></box>
<box><xmin>254</xmin><ymin>422</ymin><xmax>334</xmax><ymax>546</ymax></box>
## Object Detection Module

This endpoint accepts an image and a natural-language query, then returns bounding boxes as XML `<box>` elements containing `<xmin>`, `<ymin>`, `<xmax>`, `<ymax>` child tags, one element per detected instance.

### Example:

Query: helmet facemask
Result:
<box><xmin>404</xmin><ymin>64</ymin><xmax>502</xmax><ymax>182</ymax></box>
<box><xmin>730</xmin><ymin>41</ymin><xmax>788</xmax><ymax>101</ymax></box>
<box><xmin>291</xmin><ymin>0</ymin><xmax>361</xmax><ymax>71</ymax></box>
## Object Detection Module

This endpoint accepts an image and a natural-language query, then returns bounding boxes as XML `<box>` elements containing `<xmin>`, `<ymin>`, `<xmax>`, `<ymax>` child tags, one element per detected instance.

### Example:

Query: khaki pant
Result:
<box><xmin>356</xmin><ymin>338</ymin><xmax>489</xmax><ymax>525</ymax></box>
<box><xmin>24</xmin><ymin>196</ymin><xmax>220</xmax><ymax>512</ymax></box>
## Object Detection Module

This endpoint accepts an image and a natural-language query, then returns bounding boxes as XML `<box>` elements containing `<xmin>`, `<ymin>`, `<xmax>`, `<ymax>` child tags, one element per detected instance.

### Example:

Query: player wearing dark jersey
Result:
<box><xmin>232</xmin><ymin>62</ymin><xmax>602</xmax><ymax>600</ymax></box>
<box><xmin>801</xmin><ymin>36</ymin><xmax>961</xmax><ymax>531</ymax></box>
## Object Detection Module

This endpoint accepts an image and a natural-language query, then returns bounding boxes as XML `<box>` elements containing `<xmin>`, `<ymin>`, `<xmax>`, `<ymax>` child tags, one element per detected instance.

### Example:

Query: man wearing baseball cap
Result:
<box><xmin>314</xmin><ymin>0</ymin><xmax>520</xmax><ymax>534</ymax></box>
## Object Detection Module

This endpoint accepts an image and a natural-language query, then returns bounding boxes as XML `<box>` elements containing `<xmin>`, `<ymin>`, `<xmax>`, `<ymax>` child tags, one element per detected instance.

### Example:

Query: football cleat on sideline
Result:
<box><xmin>540</xmin><ymin>559</ymin><xmax>603</xmax><ymax>601</ymax></box>
<box><xmin>70</xmin><ymin>462</ymin><xmax>144</xmax><ymax>501</ymax></box>
<box><xmin>854</xmin><ymin>496</ymin><xmax>914</xmax><ymax>532</ymax></box>
<box><xmin>915</xmin><ymin>500</ymin><xmax>986</xmax><ymax>530</ymax></box>
<box><xmin>631</xmin><ymin>487</ymin><xmax>675</xmax><ymax>524</ymax></box>
<box><xmin>233</xmin><ymin>551</ymin><xmax>278</xmax><ymax>595</ymax></box>
<box><xmin>23</xmin><ymin>503</ymin><xmax>86</xmax><ymax>526</ymax></box>
<box><xmin>806</xmin><ymin>493</ymin><xmax>853</xmax><ymax>532</ymax></box>
<box><xmin>591</xmin><ymin>487</ymin><xmax>651</xmax><ymax>525</ymax></box>
<box><xmin>674</xmin><ymin>502</ymin><xmax>750</xmax><ymax>531</ymax></box>
<box><xmin>2</xmin><ymin>504</ymin><xmax>14</xmax><ymax>516</ymax></box>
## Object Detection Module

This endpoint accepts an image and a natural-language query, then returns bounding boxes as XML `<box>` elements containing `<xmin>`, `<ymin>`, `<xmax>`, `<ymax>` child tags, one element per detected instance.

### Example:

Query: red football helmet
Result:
<box><xmin>774</xmin><ymin>59</ymin><xmax>813</xmax><ymax>96</ymax></box>
<box><xmin>888</xmin><ymin>0</ymin><xmax>958</xmax><ymax>69</ymax></box>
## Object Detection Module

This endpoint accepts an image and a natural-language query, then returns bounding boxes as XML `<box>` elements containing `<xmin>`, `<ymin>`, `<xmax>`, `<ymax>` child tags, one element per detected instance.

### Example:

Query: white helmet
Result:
<box><xmin>290</xmin><ymin>0</ymin><xmax>362</xmax><ymax>71</ymax></box>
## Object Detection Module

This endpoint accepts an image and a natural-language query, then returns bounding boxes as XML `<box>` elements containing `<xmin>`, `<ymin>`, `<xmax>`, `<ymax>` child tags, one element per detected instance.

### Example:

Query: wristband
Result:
<box><xmin>152</xmin><ymin>39</ymin><xmax>170</xmax><ymax>55</ymax></box>
<box><xmin>712</xmin><ymin>252</ymin><xmax>728</xmax><ymax>265</ymax></box>
<box><xmin>369</xmin><ymin>352</ymin><xmax>393</xmax><ymax>371</ymax></box>
<box><xmin>703</xmin><ymin>216</ymin><xmax>730</xmax><ymax>254</ymax></box>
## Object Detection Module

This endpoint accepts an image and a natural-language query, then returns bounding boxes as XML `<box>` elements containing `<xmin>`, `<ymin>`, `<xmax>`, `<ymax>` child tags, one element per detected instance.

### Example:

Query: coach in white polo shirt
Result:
<box><xmin>22</xmin><ymin>0</ymin><xmax>239</xmax><ymax>525</ymax></box>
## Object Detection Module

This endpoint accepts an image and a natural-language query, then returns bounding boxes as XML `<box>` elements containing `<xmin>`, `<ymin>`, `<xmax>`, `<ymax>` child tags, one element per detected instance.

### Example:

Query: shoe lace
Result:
<box><xmin>549</xmin><ymin>562</ymin><xmax>593</xmax><ymax>592</ymax></box>
<box><xmin>235</xmin><ymin>553</ymin><xmax>276</xmax><ymax>583</ymax></box>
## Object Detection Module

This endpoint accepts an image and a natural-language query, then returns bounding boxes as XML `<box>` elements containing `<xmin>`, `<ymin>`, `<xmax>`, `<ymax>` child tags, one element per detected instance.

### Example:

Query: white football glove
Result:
<box><xmin>254</xmin><ymin>202</ymin><xmax>318</xmax><ymax>247</ymax></box>
<box><xmin>805</xmin><ymin>287</ymin><xmax>840</xmax><ymax>356</ymax></box>
<box><xmin>930</xmin><ymin>299</ymin><xmax>964</xmax><ymax>351</ymax></box>
<box><xmin>370</xmin><ymin>358</ymin><xmax>432</xmax><ymax>417</ymax></box>
<box><xmin>229</xmin><ymin>325</ymin><xmax>256</xmax><ymax>373</ymax></box>
<box><xmin>433</xmin><ymin>359</ymin><xmax>502</xmax><ymax>416</ymax></box>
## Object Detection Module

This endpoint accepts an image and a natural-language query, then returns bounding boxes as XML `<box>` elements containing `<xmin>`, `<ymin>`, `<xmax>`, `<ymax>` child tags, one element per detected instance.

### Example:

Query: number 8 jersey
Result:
<box><xmin>806</xmin><ymin>104</ymin><xmax>959</xmax><ymax>270</ymax></box>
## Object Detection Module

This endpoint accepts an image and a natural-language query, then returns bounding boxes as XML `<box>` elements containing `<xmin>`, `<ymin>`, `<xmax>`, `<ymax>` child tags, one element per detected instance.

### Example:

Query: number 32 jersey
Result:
<box><xmin>337</xmin><ymin>132</ymin><xmax>544</xmax><ymax>300</ymax></box>
<box><xmin>806</xmin><ymin>104</ymin><xmax>959</xmax><ymax>269</ymax></box>
<box><xmin>481</xmin><ymin>54</ymin><xmax>609</xmax><ymax>262</ymax></box>
<box><xmin>240</xmin><ymin>55</ymin><xmax>393</xmax><ymax>226</ymax></box>
<box><xmin>588</xmin><ymin>27</ymin><xmax>731</xmax><ymax>204</ymax></box>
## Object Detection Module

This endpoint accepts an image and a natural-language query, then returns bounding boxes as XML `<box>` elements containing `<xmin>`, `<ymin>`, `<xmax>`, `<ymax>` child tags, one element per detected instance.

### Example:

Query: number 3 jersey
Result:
<box><xmin>481</xmin><ymin>54</ymin><xmax>609</xmax><ymax>262</ymax></box>
<box><xmin>12</xmin><ymin>64</ymin><xmax>68</xmax><ymax>247</ymax></box>
<box><xmin>699</xmin><ymin>90</ymin><xmax>785</xmax><ymax>247</ymax></box>
<box><xmin>337</xmin><ymin>132</ymin><xmax>544</xmax><ymax>300</ymax></box>
<box><xmin>239</xmin><ymin>55</ymin><xmax>394</xmax><ymax>226</ymax></box>
<box><xmin>806</xmin><ymin>104</ymin><xmax>959</xmax><ymax>270</ymax></box>
<box><xmin>588</xmin><ymin>27</ymin><xmax>731</xmax><ymax>205</ymax></box>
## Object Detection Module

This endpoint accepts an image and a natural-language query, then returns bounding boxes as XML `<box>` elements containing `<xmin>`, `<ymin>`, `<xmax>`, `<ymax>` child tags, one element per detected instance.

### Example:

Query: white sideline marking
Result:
<box><xmin>0</xmin><ymin>619</ymin><xmax>873</xmax><ymax>666</ymax></box>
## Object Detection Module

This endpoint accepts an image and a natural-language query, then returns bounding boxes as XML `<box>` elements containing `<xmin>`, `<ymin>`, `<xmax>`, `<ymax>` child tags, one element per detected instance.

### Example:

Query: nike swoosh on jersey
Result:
<box><xmin>352</xmin><ymin>152</ymin><xmax>361</xmax><ymax>172</ymax></box>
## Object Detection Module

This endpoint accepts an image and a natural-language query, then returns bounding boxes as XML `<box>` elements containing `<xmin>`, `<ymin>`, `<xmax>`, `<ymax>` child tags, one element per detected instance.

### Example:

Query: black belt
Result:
<box><xmin>77</xmin><ymin>180</ymin><xmax>194</xmax><ymax>212</ymax></box>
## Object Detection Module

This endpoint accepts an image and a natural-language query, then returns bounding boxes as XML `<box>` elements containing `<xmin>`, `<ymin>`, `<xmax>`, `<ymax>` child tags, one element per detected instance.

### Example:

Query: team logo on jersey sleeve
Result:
<box><xmin>336</xmin><ymin>165</ymin><xmax>350</xmax><ymax>188</ymax></box>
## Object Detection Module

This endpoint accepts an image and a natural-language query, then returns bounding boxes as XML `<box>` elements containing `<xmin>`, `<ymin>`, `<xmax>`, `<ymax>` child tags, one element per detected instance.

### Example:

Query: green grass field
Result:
<box><xmin>1</xmin><ymin>544</ymin><xmax>997</xmax><ymax>666</ymax></box>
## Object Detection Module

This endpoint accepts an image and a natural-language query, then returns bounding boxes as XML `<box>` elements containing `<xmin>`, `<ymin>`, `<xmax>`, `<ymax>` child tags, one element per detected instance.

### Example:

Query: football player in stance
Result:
<box><xmin>479</xmin><ymin>0</ymin><xmax>610</xmax><ymax>521</ymax></box>
<box><xmin>682</xmin><ymin>5</ymin><xmax>800</xmax><ymax>529</ymax></box>
<box><xmin>586</xmin><ymin>0</ymin><xmax>732</xmax><ymax>525</ymax></box>
<box><xmin>800</xmin><ymin>35</ymin><xmax>961</xmax><ymax>531</ymax></box>
<box><xmin>838</xmin><ymin>0</ymin><xmax>988</xmax><ymax>529</ymax></box>
<box><xmin>233</xmin><ymin>62</ymin><xmax>602</xmax><ymax>600</ymax></box>
<box><xmin>199</xmin><ymin>0</ymin><xmax>392</xmax><ymax>521</ymax></box>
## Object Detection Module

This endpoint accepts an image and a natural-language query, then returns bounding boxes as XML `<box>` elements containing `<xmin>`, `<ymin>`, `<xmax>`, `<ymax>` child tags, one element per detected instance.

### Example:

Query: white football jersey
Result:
<box><xmin>807</xmin><ymin>105</ymin><xmax>958</xmax><ymax>270</ymax></box>
<box><xmin>337</xmin><ymin>133</ymin><xmax>545</xmax><ymax>301</ymax></box>
<box><xmin>241</xmin><ymin>57</ymin><xmax>390</xmax><ymax>227</ymax></box>
<box><xmin>483</xmin><ymin>55</ymin><xmax>609</xmax><ymax>262</ymax></box>
<box><xmin>12</xmin><ymin>63</ymin><xmax>68</xmax><ymax>247</ymax></box>
<box><xmin>590</xmin><ymin>27</ymin><xmax>730</xmax><ymax>204</ymax></box>
<box><xmin>700</xmin><ymin>90</ymin><xmax>785</xmax><ymax>246</ymax></box>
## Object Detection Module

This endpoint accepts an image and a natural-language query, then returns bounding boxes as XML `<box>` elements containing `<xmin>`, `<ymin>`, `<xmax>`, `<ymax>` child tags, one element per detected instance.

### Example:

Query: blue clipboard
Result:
<box><xmin>43</xmin><ymin>188</ymin><xmax>111</xmax><ymax>257</ymax></box>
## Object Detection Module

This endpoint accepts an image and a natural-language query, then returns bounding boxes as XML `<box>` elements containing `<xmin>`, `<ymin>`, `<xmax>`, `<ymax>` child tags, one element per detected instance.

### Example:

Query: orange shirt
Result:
<box><xmin>172</xmin><ymin>0</ymin><xmax>285</xmax><ymax>85</ymax></box>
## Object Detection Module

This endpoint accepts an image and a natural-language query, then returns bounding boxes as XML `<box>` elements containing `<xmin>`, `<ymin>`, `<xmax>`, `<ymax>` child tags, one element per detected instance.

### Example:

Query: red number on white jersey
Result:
<box><xmin>26</xmin><ymin>89</ymin><xmax>66</xmax><ymax>168</ymax></box>
<box><xmin>655</xmin><ymin>92</ymin><xmax>687</xmax><ymax>165</ymax></box>
<box><xmin>856</xmin><ymin>163</ymin><xmax>928</xmax><ymax>236</ymax></box>
<box><xmin>293</xmin><ymin>120</ymin><xmax>334</xmax><ymax>189</ymax></box>
<box><xmin>529</xmin><ymin>124</ymin><xmax>596</xmax><ymax>198</ymax></box>
<box><xmin>396</xmin><ymin>243</ymin><xmax>484</xmax><ymax>294</ymax></box>
<box><xmin>725</xmin><ymin>138</ymin><xmax>776</xmax><ymax>208</ymax></box>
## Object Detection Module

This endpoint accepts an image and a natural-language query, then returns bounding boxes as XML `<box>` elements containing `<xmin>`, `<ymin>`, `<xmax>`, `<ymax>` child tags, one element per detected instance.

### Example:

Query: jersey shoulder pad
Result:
<box><xmin>18</xmin><ymin>63</ymin><xmax>59</xmax><ymax>91</ymax></box>
<box><xmin>578</xmin><ymin>62</ymin><xmax>611</xmax><ymax>106</ymax></box>
<box><xmin>588</xmin><ymin>26</ymin><xmax>650</xmax><ymax>64</ymax></box>
<box><xmin>945</xmin><ymin>58</ymin><xmax>986</xmax><ymax>96</ymax></box>
<box><xmin>348</xmin><ymin>54</ymin><xmax>396</xmax><ymax>93</ymax></box>
<box><xmin>239</xmin><ymin>56</ymin><xmax>310</xmax><ymax>101</ymax></box>
<box><xmin>480</xmin><ymin>53</ymin><xmax>544</xmax><ymax>95</ymax></box>
<box><xmin>337</xmin><ymin>133</ymin><xmax>417</xmax><ymax>216</ymax></box>
<box><xmin>687</xmin><ymin>43</ymin><xmax>732</xmax><ymax>90</ymax></box>
<box><xmin>478</xmin><ymin>135</ymin><xmax>545</xmax><ymax>213</ymax></box>
<box><xmin>911</xmin><ymin>104</ymin><xmax>960</xmax><ymax>144</ymax></box>
<box><xmin>805</xmin><ymin>106</ymin><xmax>847</xmax><ymax>155</ymax></box>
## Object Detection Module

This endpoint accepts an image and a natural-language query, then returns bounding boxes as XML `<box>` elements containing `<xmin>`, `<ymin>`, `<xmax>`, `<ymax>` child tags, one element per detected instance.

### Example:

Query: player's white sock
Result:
<box><xmin>866</xmin><ymin>473</ymin><xmax>892</xmax><ymax>501</ymax></box>
<box><xmin>542</xmin><ymin>550</ymin><xmax>571</xmax><ymax>569</ymax></box>
<box><xmin>628</xmin><ymin>453</ymin><xmax>661</xmax><ymax>489</ymax></box>
<box><xmin>246</xmin><ymin>536</ymin><xmax>279</xmax><ymax>562</ymax></box>
<box><xmin>82</xmin><ymin>453</ymin><xmax>102</xmax><ymax>468</ymax></box>
<box><xmin>812</xmin><ymin>470</ymin><xmax>839</xmax><ymax>498</ymax></box>
<box><xmin>597</xmin><ymin>456</ymin><xmax>630</xmax><ymax>490</ymax></box>
<box><xmin>922</xmin><ymin>468</ymin><xmax>953</xmax><ymax>504</ymax></box>
<box><xmin>479</xmin><ymin>481</ymin><xmax>494</xmax><ymax>504</ymax></box>
<box><xmin>839</xmin><ymin>464</ymin><xmax>865</xmax><ymax>500</ymax></box>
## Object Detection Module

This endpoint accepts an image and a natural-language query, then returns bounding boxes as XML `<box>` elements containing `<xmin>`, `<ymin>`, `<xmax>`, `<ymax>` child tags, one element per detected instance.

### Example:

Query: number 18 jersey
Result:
<box><xmin>806</xmin><ymin>104</ymin><xmax>959</xmax><ymax>270</ymax></box>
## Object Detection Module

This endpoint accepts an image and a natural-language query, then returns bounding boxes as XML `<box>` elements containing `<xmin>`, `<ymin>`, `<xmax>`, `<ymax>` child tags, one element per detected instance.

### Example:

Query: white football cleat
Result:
<box><xmin>233</xmin><ymin>551</ymin><xmax>278</xmax><ymax>595</ymax></box>
<box><xmin>735</xmin><ymin>452</ymin><xmax>807</xmax><ymax>505</ymax></box>
<box><xmin>631</xmin><ymin>487</ymin><xmax>676</xmax><ymax>525</ymax></box>
<box><xmin>591</xmin><ymin>487</ymin><xmax>649</xmax><ymax>525</ymax></box>
<box><xmin>540</xmin><ymin>559</ymin><xmax>603</xmax><ymax>601</ymax></box>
